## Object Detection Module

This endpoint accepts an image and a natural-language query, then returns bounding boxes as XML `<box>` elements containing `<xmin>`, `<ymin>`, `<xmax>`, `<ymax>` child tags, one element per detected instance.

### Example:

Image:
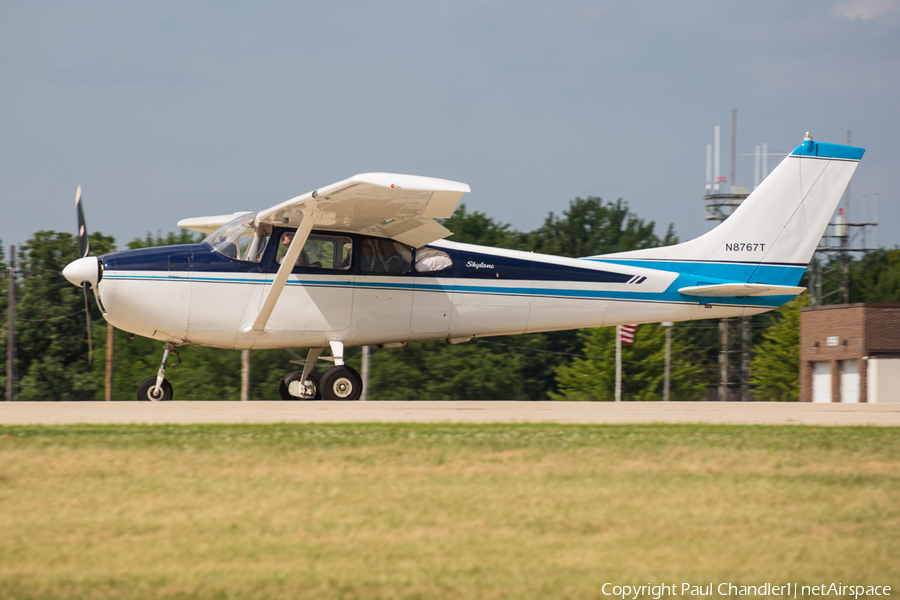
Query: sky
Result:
<box><xmin>2</xmin><ymin>0</ymin><xmax>898</xmax><ymax>254</ymax></box>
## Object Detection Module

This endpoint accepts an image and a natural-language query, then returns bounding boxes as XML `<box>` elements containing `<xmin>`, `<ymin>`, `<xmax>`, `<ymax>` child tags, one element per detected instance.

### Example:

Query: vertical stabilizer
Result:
<box><xmin>599</xmin><ymin>134</ymin><xmax>864</xmax><ymax>283</ymax></box>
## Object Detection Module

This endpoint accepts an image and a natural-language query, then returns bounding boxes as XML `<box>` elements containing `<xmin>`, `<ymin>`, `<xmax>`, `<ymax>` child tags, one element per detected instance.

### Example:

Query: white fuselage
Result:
<box><xmin>95</xmin><ymin>238</ymin><xmax>778</xmax><ymax>350</ymax></box>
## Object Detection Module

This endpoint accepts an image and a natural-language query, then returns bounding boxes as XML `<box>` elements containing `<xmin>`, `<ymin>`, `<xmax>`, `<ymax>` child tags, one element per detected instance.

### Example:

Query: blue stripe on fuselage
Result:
<box><xmin>588</xmin><ymin>258</ymin><xmax>806</xmax><ymax>287</ymax></box>
<box><xmin>101</xmin><ymin>272</ymin><xmax>791</xmax><ymax>310</ymax></box>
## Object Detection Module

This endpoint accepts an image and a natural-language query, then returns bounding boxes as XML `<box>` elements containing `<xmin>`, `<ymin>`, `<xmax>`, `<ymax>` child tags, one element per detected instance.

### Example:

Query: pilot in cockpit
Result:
<box><xmin>276</xmin><ymin>231</ymin><xmax>310</xmax><ymax>267</ymax></box>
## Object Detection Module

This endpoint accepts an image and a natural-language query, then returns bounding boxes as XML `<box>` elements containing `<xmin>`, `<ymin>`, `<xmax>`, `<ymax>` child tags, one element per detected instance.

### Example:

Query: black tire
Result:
<box><xmin>137</xmin><ymin>376</ymin><xmax>173</xmax><ymax>401</ymax></box>
<box><xmin>279</xmin><ymin>371</ymin><xmax>321</xmax><ymax>400</ymax></box>
<box><xmin>320</xmin><ymin>366</ymin><xmax>363</xmax><ymax>400</ymax></box>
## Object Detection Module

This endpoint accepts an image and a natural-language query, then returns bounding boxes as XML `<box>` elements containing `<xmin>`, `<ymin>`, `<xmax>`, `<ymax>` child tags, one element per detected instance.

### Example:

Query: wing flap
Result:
<box><xmin>377</xmin><ymin>218</ymin><xmax>453</xmax><ymax>247</ymax></box>
<box><xmin>678</xmin><ymin>283</ymin><xmax>806</xmax><ymax>297</ymax></box>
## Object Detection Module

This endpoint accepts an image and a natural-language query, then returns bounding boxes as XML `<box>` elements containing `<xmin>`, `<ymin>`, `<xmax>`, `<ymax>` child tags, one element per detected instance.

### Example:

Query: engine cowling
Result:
<box><xmin>62</xmin><ymin>256</ymin><xmax>102</xmax><ymax>288</ymax></box>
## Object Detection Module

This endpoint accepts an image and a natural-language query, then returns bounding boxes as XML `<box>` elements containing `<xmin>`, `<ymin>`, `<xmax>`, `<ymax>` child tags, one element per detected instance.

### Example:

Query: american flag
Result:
<box><xmin>617</xmin><ymin>324</ymin><xmax>637</xmax><ymax>346</ymax></box>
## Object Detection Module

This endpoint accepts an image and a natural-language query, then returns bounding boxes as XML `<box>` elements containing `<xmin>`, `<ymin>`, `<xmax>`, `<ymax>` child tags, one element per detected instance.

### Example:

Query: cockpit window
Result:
<box><xmin>205</xmin><ymin>213</ymin><xmax>270</xmax><ymax>262</ymax></box>
<box><xmin>276</xmin><ymin>233</ymin><xmax>352</xmax><ymax>270</ymax></box>
<box><xmin>360</xmin><ymin>238</ymin><xmax>412</xmax><ymax>275</ymax></box>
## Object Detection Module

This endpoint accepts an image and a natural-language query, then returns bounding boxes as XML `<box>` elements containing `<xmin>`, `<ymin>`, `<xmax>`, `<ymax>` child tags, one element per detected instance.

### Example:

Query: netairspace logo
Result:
<box><xmin>600</xmin><ymin>583</ymin><xmax>892</xmax><ymax>599</ymax></box>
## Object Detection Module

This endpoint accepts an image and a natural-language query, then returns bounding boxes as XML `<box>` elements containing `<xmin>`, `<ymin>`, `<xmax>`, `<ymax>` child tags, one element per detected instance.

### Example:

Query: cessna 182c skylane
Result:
<box><xmin>62</xmin><ymin>133</ymin><xmax>864</xmax><ymax>401</ymax></box>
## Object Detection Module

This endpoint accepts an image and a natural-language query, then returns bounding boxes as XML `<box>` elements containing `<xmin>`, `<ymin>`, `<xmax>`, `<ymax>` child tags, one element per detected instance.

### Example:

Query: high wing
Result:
<box><xmin>179</xmin><ymin>173</ymin><xmax>471</xmax><ymax>248</ymax></box>
<box><xmin>257</xmin><ymin>172</ymin><xmax>470</xmax><ymax>247</ymax></box>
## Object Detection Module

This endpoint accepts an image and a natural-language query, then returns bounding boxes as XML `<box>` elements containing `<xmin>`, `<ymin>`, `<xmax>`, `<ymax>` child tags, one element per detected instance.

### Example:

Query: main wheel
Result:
<box><xmin>279</xmin><ymin>371</ymin><xmax>321</xmax><ymax>400</ymax></box>
<box><xmin>320</xmin><ymin>366</ymin><xmax>363</xmax><ymax>400</ymax></box>
<box><xmin>137</xmin><ymin>376</ymin><xmax>173</xmax><ymax>401</ymax></box>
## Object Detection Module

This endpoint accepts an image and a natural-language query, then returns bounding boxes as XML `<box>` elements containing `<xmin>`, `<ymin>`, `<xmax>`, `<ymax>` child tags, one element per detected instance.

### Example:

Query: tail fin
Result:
<box><xmin>601</xmin><ymin>134</ymin><xmax>864</xmax><ymax>285</ymax></box>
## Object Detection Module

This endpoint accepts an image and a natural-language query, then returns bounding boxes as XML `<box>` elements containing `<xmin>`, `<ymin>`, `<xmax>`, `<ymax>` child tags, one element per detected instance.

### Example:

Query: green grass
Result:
<box><xmin>0</xmin><ymin>424</ymin><xmax>898</xmax><ymax>599</ymax></box>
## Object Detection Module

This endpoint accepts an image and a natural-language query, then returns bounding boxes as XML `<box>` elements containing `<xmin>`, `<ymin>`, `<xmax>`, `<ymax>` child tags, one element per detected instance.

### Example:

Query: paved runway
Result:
<box><xmin>1</xmin><ymin>401</ymin><xmax>899</xmax><ymax>426</ymax></box>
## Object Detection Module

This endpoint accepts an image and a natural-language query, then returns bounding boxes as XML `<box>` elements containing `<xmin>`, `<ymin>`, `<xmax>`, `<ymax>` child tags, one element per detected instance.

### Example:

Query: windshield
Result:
<box><xmin>204</xmin><ymin>213</ymin><xmax>270</xmax><ymax>262</ymax></box>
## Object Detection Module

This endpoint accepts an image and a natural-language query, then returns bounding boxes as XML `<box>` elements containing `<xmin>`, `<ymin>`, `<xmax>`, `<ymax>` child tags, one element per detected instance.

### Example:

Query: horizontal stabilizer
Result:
<box><xmin>678</xmin><ymin>283</ymin><xmax>805</xmax><ymax>298</ymax></box>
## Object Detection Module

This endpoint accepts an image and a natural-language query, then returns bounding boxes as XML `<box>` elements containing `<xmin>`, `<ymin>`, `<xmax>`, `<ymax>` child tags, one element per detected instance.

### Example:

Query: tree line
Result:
<box><xmin>1</xmin><ymin>198</ymin><xmax>898</xmax><ymax>401</ymax></box>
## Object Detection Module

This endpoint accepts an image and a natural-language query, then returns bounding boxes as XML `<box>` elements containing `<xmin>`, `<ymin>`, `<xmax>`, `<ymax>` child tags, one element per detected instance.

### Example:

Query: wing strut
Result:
<box><xmin>241</xmin><ymin>212</ymin><xmax>315</xmax><ymax>338</ymax></box>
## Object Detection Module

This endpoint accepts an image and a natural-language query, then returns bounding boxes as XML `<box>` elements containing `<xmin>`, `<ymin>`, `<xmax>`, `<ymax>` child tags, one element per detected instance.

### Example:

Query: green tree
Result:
<box><xmin>355</xmin><ymin>337</ymin><xmax>547</xmax><ymax>400</ymax></box>
<box><xmin>550</xmin><ymin>323</ymin><xmax>705</xmax><ymax>401</ymax></box>
<box><xmin>14</xmin><ymin>231</ymin><xmax>115</xmax><ymax>400</ymax></box>
<box><xmin>849</xmin><ymin>249</ymin><xmax>900</xmax><ymax>303</ymax></box>
<box><xmin>128</xmin><ymin>229</ymin><xmax>204</xmax><ymax>250</ymax></box>
<box><xmin>524</xmin><ymin>197</ymin><xmax>677</xmax><ymax>257</ymax></box>
<box><xmin>441</xmin><ymin>204</ymin><xmax>522</xmax><ymax>249</ymax></box>
<box><xmin>110</xmin><ymin>323</ymin><xmax>303</xmax><ymax>400</ymax></box>
<box><xmin>0</xmin><ymin>243</ymin><xmax>8</xmax><ymax>399</ymax></box>
<box><xmin>751</xmin><ymin>293</ymin><xmax>806</xmax><ymax>401</ymax></box>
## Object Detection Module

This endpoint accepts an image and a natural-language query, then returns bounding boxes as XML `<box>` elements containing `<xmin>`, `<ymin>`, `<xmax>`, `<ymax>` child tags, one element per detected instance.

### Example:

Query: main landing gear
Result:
<box><xmin>279</xmin><ymin>342</ymin><xmax>363</xmax><ymax>401</ymax></box>
<box><xmin>137</xmin><ymin>342</ymin><xmax>180</xmax><ymax>401</ymax></box>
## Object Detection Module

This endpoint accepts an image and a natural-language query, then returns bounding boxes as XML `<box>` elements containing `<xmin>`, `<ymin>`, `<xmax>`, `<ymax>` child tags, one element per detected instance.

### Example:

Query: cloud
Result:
<box><xmin>832</xmin><ymin>0</ymin><xmax>900</xmax><ymax>21</ymax></box>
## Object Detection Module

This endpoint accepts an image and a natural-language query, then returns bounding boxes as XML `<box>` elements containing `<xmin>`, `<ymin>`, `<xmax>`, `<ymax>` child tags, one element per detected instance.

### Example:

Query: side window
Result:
<box><xmin>415</xmin><ymin>247</ymin><xmax>453</xmax><ymax>273</ymax></box>
<box><xmin>303</xmin><ymin>237</ymin><xmax>334</xmax><ymax>268</ymax></box>
<box><xmin>360</xmin><ymin>238</ymin><xmax>412</xmax><ymax>275</ymax></box>
<box><xmin>275</xmin><ymin>233</ymin><xmax>352</xmax><ymax>270</ymax></box>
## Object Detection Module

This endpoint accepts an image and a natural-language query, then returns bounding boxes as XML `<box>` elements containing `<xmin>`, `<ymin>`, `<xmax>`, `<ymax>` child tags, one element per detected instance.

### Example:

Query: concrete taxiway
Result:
<box><xmin>1</xmin><ymin>401</ymin><xmax>899</xmax><ymax>426</ymax></box>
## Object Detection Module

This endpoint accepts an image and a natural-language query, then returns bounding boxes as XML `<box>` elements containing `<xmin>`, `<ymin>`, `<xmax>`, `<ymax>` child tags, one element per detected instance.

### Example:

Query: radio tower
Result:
<box><xmin>703</xmin><ymin>109</ymin><xmax>754</xmax><ymax>402</ymax></box>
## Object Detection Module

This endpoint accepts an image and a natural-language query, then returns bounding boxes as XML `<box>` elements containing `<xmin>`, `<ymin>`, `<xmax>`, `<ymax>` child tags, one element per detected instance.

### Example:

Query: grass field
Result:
<box><xmin>0</xmin><ymin>423</ymin><xmax>898</xmax><ymax>599</ymax></box>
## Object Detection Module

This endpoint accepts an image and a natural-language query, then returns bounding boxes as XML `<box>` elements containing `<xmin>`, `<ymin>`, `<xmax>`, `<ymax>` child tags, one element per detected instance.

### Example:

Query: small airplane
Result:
<box><xmin>63</xmin><ymin>133</ymin><xmax>864</xmax><ymax>401</ymax></box>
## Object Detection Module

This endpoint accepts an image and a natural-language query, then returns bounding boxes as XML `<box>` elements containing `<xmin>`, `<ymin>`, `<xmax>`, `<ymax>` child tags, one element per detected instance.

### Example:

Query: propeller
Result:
<box><xmin>76</xmin><ymin>185</ymin><xmax>89</xmax><ymax>258</ymax></box>
<box><xmin>75</xmin><ymin>186</ymin><xmax>92</xmax><ymax>364</ymax></box>
<box><xmin>62</xmin><ymin>187</ymin><xmax>103</xmax><ymax>364</ymax></box>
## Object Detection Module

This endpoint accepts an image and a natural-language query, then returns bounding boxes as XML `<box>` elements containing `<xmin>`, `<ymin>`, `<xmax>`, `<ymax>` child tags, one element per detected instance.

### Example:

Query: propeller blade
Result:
<box><xmin>76</xmin><ymin>186</ymin><xmax>89</xmax><ymax>258</ymax></box>
<box><xmin>83</xmin><ymin>282</ymin><xmax>93</xmax><ymax>364</ymax></box>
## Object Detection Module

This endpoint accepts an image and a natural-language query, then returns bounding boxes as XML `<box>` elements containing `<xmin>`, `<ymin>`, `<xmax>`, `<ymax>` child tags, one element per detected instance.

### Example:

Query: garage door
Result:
<box><xmin>812</xmin><ymin>362</ymin><xmax>831</xmax><ymax>403</ymax></box>
<box><xmin>840</xmin><ymin>360</ymin><xmax>859</xmax><ymax>403</ymax></box>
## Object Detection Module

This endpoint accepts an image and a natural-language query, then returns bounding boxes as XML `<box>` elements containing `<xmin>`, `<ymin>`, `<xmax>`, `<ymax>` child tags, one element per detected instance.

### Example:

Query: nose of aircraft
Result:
<box><xmin>63</xmin><ymin>256</ymin><xmax>101</xmax><ymax>288</ymax></box>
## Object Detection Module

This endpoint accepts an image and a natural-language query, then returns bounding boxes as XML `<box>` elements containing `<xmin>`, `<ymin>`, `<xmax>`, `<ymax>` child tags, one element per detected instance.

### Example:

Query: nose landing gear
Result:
<box><xmin>137</xmin><ymin>342</ymin><xmax>181</xmax><ymax>401</ymax></box>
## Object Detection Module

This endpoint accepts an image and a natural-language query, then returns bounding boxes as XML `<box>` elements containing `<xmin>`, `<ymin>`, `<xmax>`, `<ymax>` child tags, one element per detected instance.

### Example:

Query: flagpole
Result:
<box><xmin>663</xmin><ymin>321</ymin><xmax>673</xmax><ymax>402</ymax></box>
<box><xmin>615</xmin><ymin>325</ymin><xmax>622</xmax><ymax>402</ymax></box>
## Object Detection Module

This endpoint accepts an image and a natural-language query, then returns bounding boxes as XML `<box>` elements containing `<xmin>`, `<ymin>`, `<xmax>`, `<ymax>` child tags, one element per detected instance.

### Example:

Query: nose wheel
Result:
<box><xmin>137</xmin><ymin>376</ymin><xmax>173</xmax><ymax>401</ymax></box>
<box><xmin>137</xmin><ymin>342</ymin><xmax>180</xmax><ymax>401</ymax></box>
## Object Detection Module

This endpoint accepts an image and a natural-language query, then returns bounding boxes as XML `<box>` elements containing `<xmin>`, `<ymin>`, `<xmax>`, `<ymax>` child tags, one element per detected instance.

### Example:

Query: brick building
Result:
<box><xmin>800</xmin><ymin>304</ymin><xmax>900</xmax><ymax>402</ymax></box>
